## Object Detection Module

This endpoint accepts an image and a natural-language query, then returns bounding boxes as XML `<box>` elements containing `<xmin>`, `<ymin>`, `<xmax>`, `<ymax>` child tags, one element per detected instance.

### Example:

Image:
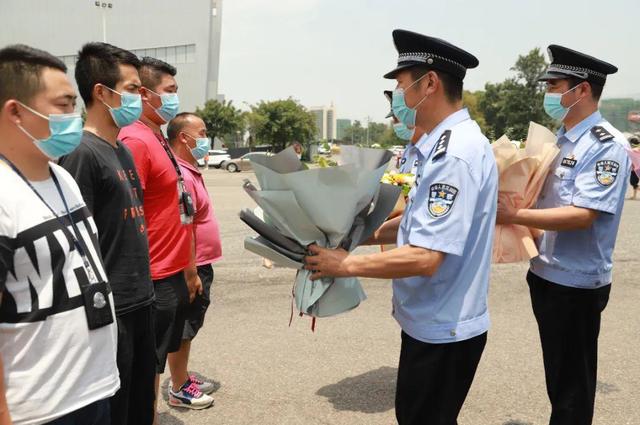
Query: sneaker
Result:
<box><xmin>189</xmin><ymin>374</ymin><xmax>215</xmax><ymax>394</ymax></box>
<box><xmin>168</xmin><ymin>381</ymin><xmax>214</xmax><ymax>409</ymax></box>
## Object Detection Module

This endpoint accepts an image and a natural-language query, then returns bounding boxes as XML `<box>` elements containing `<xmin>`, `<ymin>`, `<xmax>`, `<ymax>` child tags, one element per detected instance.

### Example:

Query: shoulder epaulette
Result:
<box><xmin>591</xmin><ymin>126</ymin><xmax>614</xmax><ymax>143</ymax></box>
<box><xmin>432</xmin><ymin>130</ymin><xmax>451</xmax><ymax>161</ymax></box>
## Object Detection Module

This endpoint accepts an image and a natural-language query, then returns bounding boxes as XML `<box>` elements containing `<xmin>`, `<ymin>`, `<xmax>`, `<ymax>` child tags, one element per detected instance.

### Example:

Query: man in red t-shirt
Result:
<box><xmin>119</xmin><ymin>58</ymin><xmax>211</xmax><ymax>413</ymax></box>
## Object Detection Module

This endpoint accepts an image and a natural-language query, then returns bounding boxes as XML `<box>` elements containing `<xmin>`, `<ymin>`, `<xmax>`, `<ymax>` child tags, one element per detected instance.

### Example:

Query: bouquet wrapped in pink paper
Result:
<box><xmin>492</xmin><ymin>122</ymin><xmax>559</xmax><ymax>263</ymax></box>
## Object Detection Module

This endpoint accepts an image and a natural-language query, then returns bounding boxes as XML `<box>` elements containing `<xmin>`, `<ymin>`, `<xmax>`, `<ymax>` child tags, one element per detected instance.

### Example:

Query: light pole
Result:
<box><xmin>366</xmin><ymin>116</ymin><xmax>371</xmax><ymax>147</ymax></box>
<box><xmin>94</xmin><ymin>2</ymin><xmax>113</xmax><ymax>42</ymax></box>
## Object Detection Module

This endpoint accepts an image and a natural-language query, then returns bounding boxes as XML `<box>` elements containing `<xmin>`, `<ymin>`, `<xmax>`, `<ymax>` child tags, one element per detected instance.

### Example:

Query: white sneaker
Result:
<box><xmin>168</xmin><ymin>380</ymin><xmax>214</xmax><ymax>409</ymax></box>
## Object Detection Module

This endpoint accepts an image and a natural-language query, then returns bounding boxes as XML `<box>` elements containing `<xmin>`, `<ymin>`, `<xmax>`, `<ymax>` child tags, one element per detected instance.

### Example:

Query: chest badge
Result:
<box><xmin>93</xmin><ymin>292</ymin><xmax>107</xmax><ymax>309</ymax></box>
<box><xmin>595</xmin><ymin>160</ymin><xmax>619</xmax><ymax>186</ymax></box>
<box><xmin>561</xmin><ymin>154</ymin><xmax>577</xmax><ymax>168</ymax></box>
<box><xmin>428</xmin><ymin>183</ymin><xmax>458</xmax><ymax>218</ymax></box>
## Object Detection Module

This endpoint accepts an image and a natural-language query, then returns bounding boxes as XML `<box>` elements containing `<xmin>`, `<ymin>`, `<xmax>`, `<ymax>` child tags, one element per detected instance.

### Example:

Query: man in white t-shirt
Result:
<box><xmin>0</xmin><ymin>44</ymin><xmax>119</xmax><ymax>425</ymax></box>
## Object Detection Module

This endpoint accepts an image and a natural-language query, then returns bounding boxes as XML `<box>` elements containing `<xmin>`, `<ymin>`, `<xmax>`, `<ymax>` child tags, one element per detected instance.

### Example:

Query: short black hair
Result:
<box><xmin>167</xmin><ymin>112</ymin><xmax>199</xmax><ymax>145</ymax></box>
<box><xmin>139</xmin><ymin>57</ymin><xmax>177</xmax><ymax>91</ymax></box>
<box><xmin>567</xmin><ymin>77</ymin><xmax>604</xmax><ymax>101</ymax></box>
<box><xmin>410</xmin><ymin>65</ymin><xmax>463</xmax><ymax>103</ymax></box>
<box><xmin>0</xmin><ymin>44</ymin><xmax>67</xmax><ymax>107</ymax></box>
<box><xmin>75</xmin><ymin>42</ymin><xmax>141</xmax><ymax>106</ymax></box>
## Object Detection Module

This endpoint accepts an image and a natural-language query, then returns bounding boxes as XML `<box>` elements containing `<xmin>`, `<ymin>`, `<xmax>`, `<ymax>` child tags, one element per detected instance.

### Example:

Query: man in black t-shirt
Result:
<box><xmin>59</xmin><ymin>43</ymin><xmax>155</xmax><ymax>425</ymax></box>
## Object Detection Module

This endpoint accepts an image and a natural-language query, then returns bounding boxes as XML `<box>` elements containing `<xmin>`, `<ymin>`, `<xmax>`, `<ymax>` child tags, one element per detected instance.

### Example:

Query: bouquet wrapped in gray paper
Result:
<box><xmin>240</xmin><ymin>145</ymin><xmax>401</xmax><ymax>318</ymax></box>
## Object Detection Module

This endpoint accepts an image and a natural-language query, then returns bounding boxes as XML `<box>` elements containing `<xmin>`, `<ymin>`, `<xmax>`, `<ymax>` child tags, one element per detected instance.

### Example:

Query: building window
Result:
<box><xmin>165</xmin><ymin>46</ymin><xmax>176</xmax><ymax>64</ymax></box>
<box><xmin>57</xmin><ymin>54</ymin><xmax>77</xmax><ymax>68</ymax></box>
<box><xmin>186</xmin><ymin>44</ymin><xmax>196</xmax><ymax>63</ymax></box>
<box><xmin>59</xmin><ymin>44</ymin><xmax>196</xmax><ymax>67</ymax></box>
<box><xmin>176</xmin><ymin>45</ymin><xmax>186</xmax><ymax>64</ymax></box>
<box><xmin>154</xmin><ymin>47</ymin><xmax>166</xmax><ymax>61</ymax></box>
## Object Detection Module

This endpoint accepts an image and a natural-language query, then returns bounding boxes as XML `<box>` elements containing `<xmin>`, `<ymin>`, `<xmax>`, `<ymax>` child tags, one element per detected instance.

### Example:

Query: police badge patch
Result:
<box><xmin>428</xmin><ymin>183</ymin><xmax>458</xmax><ymax>218</ymax></box>
<box><xmin>595</xmin><ymin>160</ymin><xmax>619</xmax><ymax>186</ymax></box>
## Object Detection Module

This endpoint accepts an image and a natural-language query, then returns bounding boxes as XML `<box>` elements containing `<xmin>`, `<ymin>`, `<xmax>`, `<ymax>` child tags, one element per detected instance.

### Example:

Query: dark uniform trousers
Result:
<box><xmin>395</xmin><ymin>331</ymin><xmax>487</xmax><ymax>425</ymax></box>
<box><xmin>527</xmin><ymin>271</ymin><xmax>611</xmax><ymax>425</ymax></box>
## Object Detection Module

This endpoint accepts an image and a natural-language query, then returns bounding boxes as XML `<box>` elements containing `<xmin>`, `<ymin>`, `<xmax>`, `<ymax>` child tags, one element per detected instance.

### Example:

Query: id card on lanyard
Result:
<box><xmin>155</xmin><ymin>134</ymin><xmax>194</xmax><ymax>224</ymax></box>
<box><xmin>0</xmin><ymin>155</ymin><xmax>113</xmax><ymax>330</ymax></box>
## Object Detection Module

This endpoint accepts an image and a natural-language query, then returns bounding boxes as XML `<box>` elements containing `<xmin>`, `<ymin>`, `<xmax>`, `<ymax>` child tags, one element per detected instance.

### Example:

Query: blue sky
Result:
<box><xmin>218</xmin><ymin>0</ymin><xmax>639</xmax><ymax>123</ymax></box>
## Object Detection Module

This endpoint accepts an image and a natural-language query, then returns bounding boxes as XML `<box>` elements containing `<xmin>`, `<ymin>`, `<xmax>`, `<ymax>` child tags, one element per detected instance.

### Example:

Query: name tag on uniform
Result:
<box><xmin>560</xmin><ymin>156</ymin><xmax>577</xmax><ymax>168</ymax></box>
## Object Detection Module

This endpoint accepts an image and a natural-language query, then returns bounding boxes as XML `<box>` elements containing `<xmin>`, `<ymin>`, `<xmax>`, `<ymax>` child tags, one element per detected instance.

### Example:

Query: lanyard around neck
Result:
<box><xmin>155</xmin><ymin>133</ymin><xmax>184</xmax><ymax>180</ymax></box>
<box><xmin>0</xmin><ymin>155</ymin><xmax>100</xmax><ymax>283</ymax></box>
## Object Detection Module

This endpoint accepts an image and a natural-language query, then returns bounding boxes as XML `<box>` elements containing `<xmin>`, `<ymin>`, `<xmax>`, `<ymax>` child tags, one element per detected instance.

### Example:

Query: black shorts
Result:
<box><xmin>153</xmin><ymin>271</ymin><xmax>190</xmax><ymax>374</ymax></box>
<box><xmin>183</xmin><ymin>264</ymin><xmax>214</xmax><ymax>340</ymax></box>
<box><xmin>46</xmin><ymin>398</ymin><xmax>110</xmax><ymax>424</ymax></box>
<box><xmin>630</xmin><ymin>170</ymin><xmax>639</xmax><ymax>189</ymax></box>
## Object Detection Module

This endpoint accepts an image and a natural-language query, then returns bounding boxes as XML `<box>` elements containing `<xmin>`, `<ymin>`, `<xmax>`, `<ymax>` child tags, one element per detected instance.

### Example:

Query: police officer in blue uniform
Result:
<box><xmin>497</xmin><ymin>45</ymin><xmax>629</xmax><ymax>425</ymax></box>
<box><xmin>305</xmin><ymin>30</ymin><xmax>498</xmax><ymax>425</ymax></box>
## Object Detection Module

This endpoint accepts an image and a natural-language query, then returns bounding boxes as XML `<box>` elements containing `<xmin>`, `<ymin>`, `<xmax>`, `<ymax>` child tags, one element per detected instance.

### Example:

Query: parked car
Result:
<box><xmin>389</xmin><ymin>145</ymin><xmax>405</xmax><ymax>155</ymax></box>
<box><xmin>196</xmin><ymin>149</ymin><xmax>231</xmax><ymax>168</ymax></box>
<box><xmin>207</xmin><ymin>150</ymin><xmax>232</xmax><ymax>168</ymax></box>
<box><xmin>221</xmin><ymin>152</ymin><xmax>272</xmax><ymax>172</ymax></box>
<box><xmin>318</xmin><ymin>144</ymin><xmax>330</xmax><ymax>155</ymax></box>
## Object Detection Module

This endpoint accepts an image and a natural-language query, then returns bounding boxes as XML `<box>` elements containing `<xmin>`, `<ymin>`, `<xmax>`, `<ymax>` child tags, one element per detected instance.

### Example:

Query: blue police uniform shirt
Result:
<box><xmin>393</xmin><ymin>109</ymin><xmax>498</xmax><ymax>344</ymax></box>
<box><xmin>398</xmin><ymin>142</ymin><xmax>419</xmax><ymax>175</ymax></box>
<box><xmin>530</xmin><ymin>111</ymin><xmax>631</xmax><ymax>288</ymax></box>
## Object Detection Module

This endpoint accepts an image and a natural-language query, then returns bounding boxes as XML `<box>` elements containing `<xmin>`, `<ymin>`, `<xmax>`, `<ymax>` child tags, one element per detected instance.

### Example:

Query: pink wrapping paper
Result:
<box><xmin>492</xmin><ymin>122</ymin><xmax>559</xmax><ymax>263</ymax></box>
<box><xmin>625</xmin><ymin>147</ymin><xmax>640</xmax><ymax>173</ymax></box>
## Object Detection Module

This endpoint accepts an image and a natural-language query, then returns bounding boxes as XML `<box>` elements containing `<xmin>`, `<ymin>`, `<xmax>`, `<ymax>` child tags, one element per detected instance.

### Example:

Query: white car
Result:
<box><xmin>197</xmin><ymin>150</ymin><xmax>231</xmax><ymax>168</ymax></box>
<box><xmin>221</xmin><ymin>151</ymin><xmax>272</xmax><ymax>173</ymax></box>
<box><xmin>318</xmin><ymin>145</ymin><xmax>330</xmax><ymax>155</ymax></box>
<box><xmin>390</xmin><ymin>145</ymin><xmax>405</xmax><ymax>155</ymax></box>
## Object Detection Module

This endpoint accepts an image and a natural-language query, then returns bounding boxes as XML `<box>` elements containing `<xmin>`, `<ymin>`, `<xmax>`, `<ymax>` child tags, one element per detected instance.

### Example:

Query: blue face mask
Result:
<box><xmin>16</xmin><ymin>102</ymin><xmax>83</xmax><ymax>159</ymax></box>
<box><xmin>543</xmin><ymin>84</ymin><xmax>582</xmax><ymax>121</ymax></box>
<box><xmin>392</xmin><ymin>73</ymin><xmax>429</xmax><ymax>127</ymax></box>
<box><xmin>101</xmin><ymin>86</ymin><xmax>142</xmax><ymax>128</ymax></box>
<box><xmin>393</xmin><ymin>122</ymin><xmax>415</xmax><ymax>141</ymax></box>
<box><xmin>149</xmin><ymin>90</ymin><xmax>180</xmax><ymax>123</ymax></box>
<box><xmin>184</xmin><ymin>133</ymin><xmax>211</xmax><ymax>160</ymax></box>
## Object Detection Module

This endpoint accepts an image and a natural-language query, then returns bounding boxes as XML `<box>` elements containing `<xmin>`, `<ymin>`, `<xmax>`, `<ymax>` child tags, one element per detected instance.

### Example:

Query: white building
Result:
<box><xmin>0</xmin><ymin>0</ymin><xmax>223</xmax><ymax>113</ymax></box>
<box><xmin>309</xmin><ymin>103</ymin><xmax>337</xmax><ymax>141</ymax></box>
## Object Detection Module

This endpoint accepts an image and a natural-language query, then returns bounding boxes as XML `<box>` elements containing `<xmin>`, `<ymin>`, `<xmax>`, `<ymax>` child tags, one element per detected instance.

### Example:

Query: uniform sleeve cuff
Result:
<box><xmin>407</xmin><ymin>235</ymin><xmax>465</xmax><ymax>256</ymax></box>
<box><xmin>572</xmin><ymin>196</ymin><xmax>616</xmax><ymax>215</ymax></box>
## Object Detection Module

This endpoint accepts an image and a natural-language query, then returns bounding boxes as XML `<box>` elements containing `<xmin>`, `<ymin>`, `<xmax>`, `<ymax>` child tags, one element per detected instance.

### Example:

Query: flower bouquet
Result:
<box><xmin>240</xmin><ymin>146</ymin><xmax>401</xmax><ymax>318</ymax></box>
<box><xmin>492</xmin><ymin>122</ymin><xmax>559</xmax><ymax>263</ymax></box>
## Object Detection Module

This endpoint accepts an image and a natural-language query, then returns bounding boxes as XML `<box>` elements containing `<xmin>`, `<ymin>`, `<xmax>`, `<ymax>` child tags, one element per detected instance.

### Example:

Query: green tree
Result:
<box><xmin>367</xmin><ymin>122</ymin><xmax>388</xmax><ymax>146</ymax></box>
<box><xmin>341</xmin><ymin>120</ymin><xmax>366</xmax><ymax>145</ymax></box>
<box><xmin>378</xmin><ymin>125</ymin><xmax>404</xmax><ymax>147</ymax></box>
<box><xmin>479</xmin><ymin>48</ymin><xmax>554</xmax><ymax>140</ymax></box>
<box><xmin>462</xmin><ymin>90</ymin><xmax>487</xmax><ymax>134</ymax></box>
<box><xmin>246</xmin><ymin>98</ymin><xmax>316</xmax><ymax>152</ymax></box>
<box><xmin>195</xmin><ymin>99</ymin><xmax>245</xmax><ymax>146</ymax></box>
<box><xmin>600</xmin><ymin>98</ymin><xmax>640</xmax><ymax>132</ymax></box>
<box><xmin>342</xmin><ymin>120</ymin><xmax>409</xmax><ymax>147</ymax></box>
